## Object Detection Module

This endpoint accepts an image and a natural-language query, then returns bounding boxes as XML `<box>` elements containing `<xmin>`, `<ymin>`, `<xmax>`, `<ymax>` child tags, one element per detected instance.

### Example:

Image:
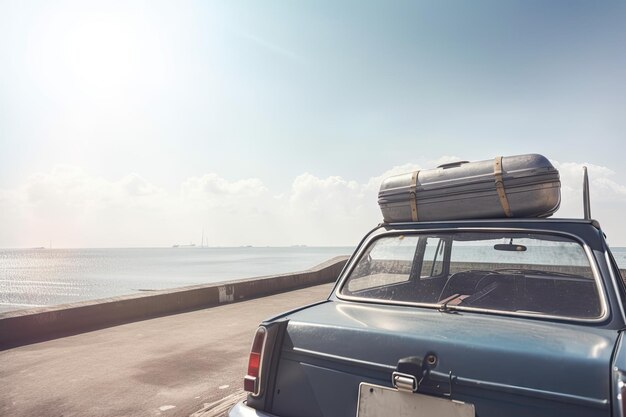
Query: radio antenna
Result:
<box><xmin>583</xmin><ymin>166</ymin><xmax>591</xmax><ymax>220</ymax></box>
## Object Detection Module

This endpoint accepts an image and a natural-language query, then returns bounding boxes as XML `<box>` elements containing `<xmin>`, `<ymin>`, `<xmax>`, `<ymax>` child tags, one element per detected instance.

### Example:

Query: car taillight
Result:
<box><xmin>244</xmin><ymin>326</ymin><xmax>267</xmax><ymax>396</ymax></box>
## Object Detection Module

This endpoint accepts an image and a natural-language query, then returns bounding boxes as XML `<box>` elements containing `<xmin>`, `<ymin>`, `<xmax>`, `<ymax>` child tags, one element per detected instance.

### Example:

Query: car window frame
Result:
<box><xmin>335</xmin><ymin>227</ymin><xmax>609</xmax><ymax>323</ymax></box>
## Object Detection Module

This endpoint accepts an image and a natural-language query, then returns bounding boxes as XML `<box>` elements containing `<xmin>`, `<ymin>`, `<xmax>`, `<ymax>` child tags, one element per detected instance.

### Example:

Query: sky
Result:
<box><xmin>1</xmin><ymin>0</ymin><xmax>625</xmax><ymax>248</ymax></box>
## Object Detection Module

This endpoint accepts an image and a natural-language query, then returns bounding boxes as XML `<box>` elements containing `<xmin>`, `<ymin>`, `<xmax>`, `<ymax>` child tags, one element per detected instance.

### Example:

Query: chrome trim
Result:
<box><xmin>335</xmin><ymin>227</ymin><xmax>610</xmax><ymax>323</ymax></box>
<box><xmin>392</xmin><ymin>371</ymin><xmax>418</xmax><ymax>392</ymax></box>
<box><xmin>292</xmin><ymin>346</ymin><xmax>395</xmax><ymax>372</ymax></box>
<box><xmin>289</xmin><ymin>347</ymin><xmax>608</xmax><ymax>409</ymax></box>
<box><xmin>618</xmin><ymin>379</ymin><xmax>626</xmax><ymax>417</ymax></box>
<box><xmin>429</xmin><ymin>371</ymin><xmax>608</xmax><ymax>409</ymax></box>
<box><xmin>613</xmin><ymin>332</ymin><xmax>626</xmax><ymax>417</ymax></box>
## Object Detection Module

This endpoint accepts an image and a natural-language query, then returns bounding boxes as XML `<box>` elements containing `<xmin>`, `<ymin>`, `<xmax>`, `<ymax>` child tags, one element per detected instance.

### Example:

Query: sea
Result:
<box><xmin>0</xmin><ymin>247</ymin><xmax>353</xmax><ymax>314</ymax></box>
<box><xmin>1</xmin><ymin>246</ymin><xmax>625</xmax><ymax>314</ymax></box>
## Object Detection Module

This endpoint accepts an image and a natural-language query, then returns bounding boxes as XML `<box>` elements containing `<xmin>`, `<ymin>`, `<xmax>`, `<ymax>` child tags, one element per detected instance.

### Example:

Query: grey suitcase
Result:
<box><xmin>378</xmin><ymin>154</ymin><xmax>560</xmax><ymax>223</ymax></box>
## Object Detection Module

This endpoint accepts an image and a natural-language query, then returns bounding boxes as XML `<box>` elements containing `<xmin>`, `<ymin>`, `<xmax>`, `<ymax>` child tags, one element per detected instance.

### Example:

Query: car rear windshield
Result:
<box><xmin>339</xmin><ymin>232</ymin><xmax>603</xmax><ymax>320</ymax></box>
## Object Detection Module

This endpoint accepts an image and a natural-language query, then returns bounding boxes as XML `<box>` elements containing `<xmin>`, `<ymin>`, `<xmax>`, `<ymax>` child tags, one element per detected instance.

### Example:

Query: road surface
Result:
<box><xmin>0</xmin><ymin>283</ymin><xmax>334</xmax><ymax>417</ymax></box>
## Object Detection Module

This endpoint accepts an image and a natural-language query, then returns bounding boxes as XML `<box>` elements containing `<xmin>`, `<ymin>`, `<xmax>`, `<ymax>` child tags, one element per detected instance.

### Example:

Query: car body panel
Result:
<box><xmin>269</xmin><ymin>300</ymin><xmax>615</xmax><ymax>417</ymax></box>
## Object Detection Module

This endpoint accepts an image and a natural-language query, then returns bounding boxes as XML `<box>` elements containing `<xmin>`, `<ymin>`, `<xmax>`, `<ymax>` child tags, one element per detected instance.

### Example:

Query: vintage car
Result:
<box><xmin>228</xmin><ymin>156</ymin><xmax>626</xmax><ymax>417</ymax></box>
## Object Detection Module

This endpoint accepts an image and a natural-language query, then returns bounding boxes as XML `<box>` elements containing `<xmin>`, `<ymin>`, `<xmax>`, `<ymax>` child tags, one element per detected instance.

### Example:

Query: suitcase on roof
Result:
<box><xmin>377</xmin><ymin>154</ymin><xmax>561</xmax><ymax>223</ymax></box>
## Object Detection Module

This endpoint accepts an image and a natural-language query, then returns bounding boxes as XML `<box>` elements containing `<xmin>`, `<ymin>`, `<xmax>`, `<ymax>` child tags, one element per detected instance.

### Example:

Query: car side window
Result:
<box><xmin>421</xmin><ymin>237</ymin><xmax>446</xmax><ymax>278</ymax></box>
<box><xmin>346</xmin><ymin>235</ymin><xmax>418</xmax><ymax>293</ymax></box>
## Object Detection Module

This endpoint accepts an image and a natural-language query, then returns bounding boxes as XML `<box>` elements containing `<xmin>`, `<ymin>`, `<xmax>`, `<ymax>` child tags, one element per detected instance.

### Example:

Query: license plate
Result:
<box><xmin>357</xmin><ymin>383</ymin><xmax>475</xmax><ymax>417</ymax></box>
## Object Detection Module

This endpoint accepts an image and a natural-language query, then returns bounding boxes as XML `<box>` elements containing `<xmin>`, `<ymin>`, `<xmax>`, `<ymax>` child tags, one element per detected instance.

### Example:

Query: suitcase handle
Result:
<box><xmin>437</xmin><ymin>161</ymin><xmax>469</xmax><ymax>169</ymax></box>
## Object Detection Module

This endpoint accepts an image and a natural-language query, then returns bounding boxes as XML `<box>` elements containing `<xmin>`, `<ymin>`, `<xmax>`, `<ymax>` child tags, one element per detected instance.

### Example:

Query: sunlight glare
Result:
<box><xmin>63</xmin><ymin>14</ymin><xmax>139</xmax><ymax>99</ymax></box>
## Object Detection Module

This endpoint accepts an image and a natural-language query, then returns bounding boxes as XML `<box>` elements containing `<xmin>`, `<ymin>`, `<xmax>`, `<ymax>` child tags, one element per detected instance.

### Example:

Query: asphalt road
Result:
<box><xmin>0</xmin><ymin>283</ymin><xmax>335</xmax><ymax>417</ymax></box>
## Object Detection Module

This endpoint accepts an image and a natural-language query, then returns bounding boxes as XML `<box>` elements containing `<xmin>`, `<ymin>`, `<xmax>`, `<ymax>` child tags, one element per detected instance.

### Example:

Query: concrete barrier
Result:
<box><xmin>0</xmin><ymin>256</ymin><xmax>349</xmax><ymax>350</ymax></box>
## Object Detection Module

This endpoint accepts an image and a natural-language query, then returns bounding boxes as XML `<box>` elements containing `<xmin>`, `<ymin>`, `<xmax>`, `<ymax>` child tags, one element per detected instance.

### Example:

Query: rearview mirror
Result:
<box><xmin>494</xmin><ymin>243</ymin><xmax>527</xmax><ymax>252</ymax></box>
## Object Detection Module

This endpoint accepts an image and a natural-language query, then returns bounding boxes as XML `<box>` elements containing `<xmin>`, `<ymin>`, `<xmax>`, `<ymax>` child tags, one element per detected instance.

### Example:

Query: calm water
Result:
<box><xmin>0</xmin><ymin>247</ymin><xmax>353</xmax><ymax>313</ymax></box>
<box><xmin>614</xmin><ymin>247</ymin><xmax>626</xmax><ymax>267</ymax></box>
<box><xmin>1</xmin><ymin>246</ymin><xmax>625</xmax><ymax>314</ymax></box>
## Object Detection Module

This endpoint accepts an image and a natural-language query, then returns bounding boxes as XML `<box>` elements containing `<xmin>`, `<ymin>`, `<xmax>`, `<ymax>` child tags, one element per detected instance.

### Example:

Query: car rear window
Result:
<box><xmin>339</xmin><ymin>232</ymin><xmax>603</xmax><ymax>320</ymax></box>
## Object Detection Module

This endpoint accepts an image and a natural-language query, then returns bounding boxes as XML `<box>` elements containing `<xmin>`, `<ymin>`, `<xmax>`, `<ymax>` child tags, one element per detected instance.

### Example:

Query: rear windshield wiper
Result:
<box><xmin>437</xmin><ymin>294</ymin><xmax>466</xmax><ymax>313</ymax></box>
<box><xmin>438</xmin><ymin>302</ymin><xmax>459</xmax><ymax>313</ymax></box>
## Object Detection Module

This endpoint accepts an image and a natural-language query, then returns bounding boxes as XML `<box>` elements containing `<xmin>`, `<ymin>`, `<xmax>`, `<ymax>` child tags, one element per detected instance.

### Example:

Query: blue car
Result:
<box><xmin>229</xmin><ymin>219</ymin><xmax>625</xmax><ymax>417</ymax></box>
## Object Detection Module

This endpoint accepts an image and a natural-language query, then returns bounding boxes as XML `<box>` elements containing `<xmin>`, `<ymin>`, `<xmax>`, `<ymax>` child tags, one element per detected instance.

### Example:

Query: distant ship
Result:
<box><xmin>173</xmin><ymin>228</ymin><xmax>207</xmax><ymax>248</ymax></box>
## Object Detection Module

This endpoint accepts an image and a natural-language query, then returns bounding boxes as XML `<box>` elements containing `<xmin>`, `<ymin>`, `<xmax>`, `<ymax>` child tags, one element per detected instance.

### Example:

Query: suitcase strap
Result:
<box><xmin>494</xmin><ymin>156</ymin><xmax>512</xmax><ymax>217</ymax></box>
<box><xmin>410</xmin><ymin>171</ymin><xmax>420</xmax><ymax>221</ymax></box>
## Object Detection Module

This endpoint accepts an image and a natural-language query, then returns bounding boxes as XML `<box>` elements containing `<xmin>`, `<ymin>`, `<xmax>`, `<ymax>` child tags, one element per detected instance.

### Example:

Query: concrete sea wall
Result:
<box><xmin>0</xmin><ymin>256</ymin><xmax>349</xmax><ymax>350</ymax></box>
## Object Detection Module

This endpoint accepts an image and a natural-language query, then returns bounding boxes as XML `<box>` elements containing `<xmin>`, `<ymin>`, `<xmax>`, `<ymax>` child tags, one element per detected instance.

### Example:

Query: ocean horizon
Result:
<box><xmin>1</xmin><ymin>246</ymin><xmax>625</xmax><ymax>314</ymax></box>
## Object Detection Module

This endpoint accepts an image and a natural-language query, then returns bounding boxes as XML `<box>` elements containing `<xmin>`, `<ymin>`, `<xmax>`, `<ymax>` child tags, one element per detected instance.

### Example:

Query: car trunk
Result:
<box><xmin>268</xmin><ymin>300</ymin><xmax>616</xmax><ymax>417</ymax></box>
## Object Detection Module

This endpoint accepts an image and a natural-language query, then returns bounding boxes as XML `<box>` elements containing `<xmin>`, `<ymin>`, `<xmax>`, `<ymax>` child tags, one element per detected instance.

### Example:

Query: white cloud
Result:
<box><xmin>0</xmin><ymin>166</ymin><xmax>171</xmax><ymax>248</ymax></box>
<box><xmin>181</xmin><ymin>174</ymin><xmax>266</xmax><ymax>199</ymax></box>
<box><xmin>550</xmin><ymin>160</ymin><xmax>626</xmax><ymax>245</ymax></box>
<box><xmin>289</xmin><ymin>173</ymin><xmax>361</xmax><ymax>211</ymax></box>
<box><xmin>279</xmin><ymin>173</ymin><xmax>375</xmax><ymax>246</ymax></box>
<box><xmin>120</xmin><ymin>173</ymin><xmax>162</xmax><ymax>197</ymax></box>
<box><xmin>2</xmin><ymin>161</ymin><xmax>626</xmax><ymax>247</ymax></box>
<box><xmin>180</xmin><ymin>174</ymin><xmax>268</xmax><ymax>217</ymax></box>
<box><xmin>365</xmin><ymin>163</ymin><xmax>422</xmax><ymax>191</ymax></box>
<box><xmin>553</xmin><ymin>160</ymin><xmax>626</xmax><ymax>213</ymax></box>
<box><xmin>16</xmin><ymin>166</ymin><xmax>165</xmax><ymax>210</ymax></box>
